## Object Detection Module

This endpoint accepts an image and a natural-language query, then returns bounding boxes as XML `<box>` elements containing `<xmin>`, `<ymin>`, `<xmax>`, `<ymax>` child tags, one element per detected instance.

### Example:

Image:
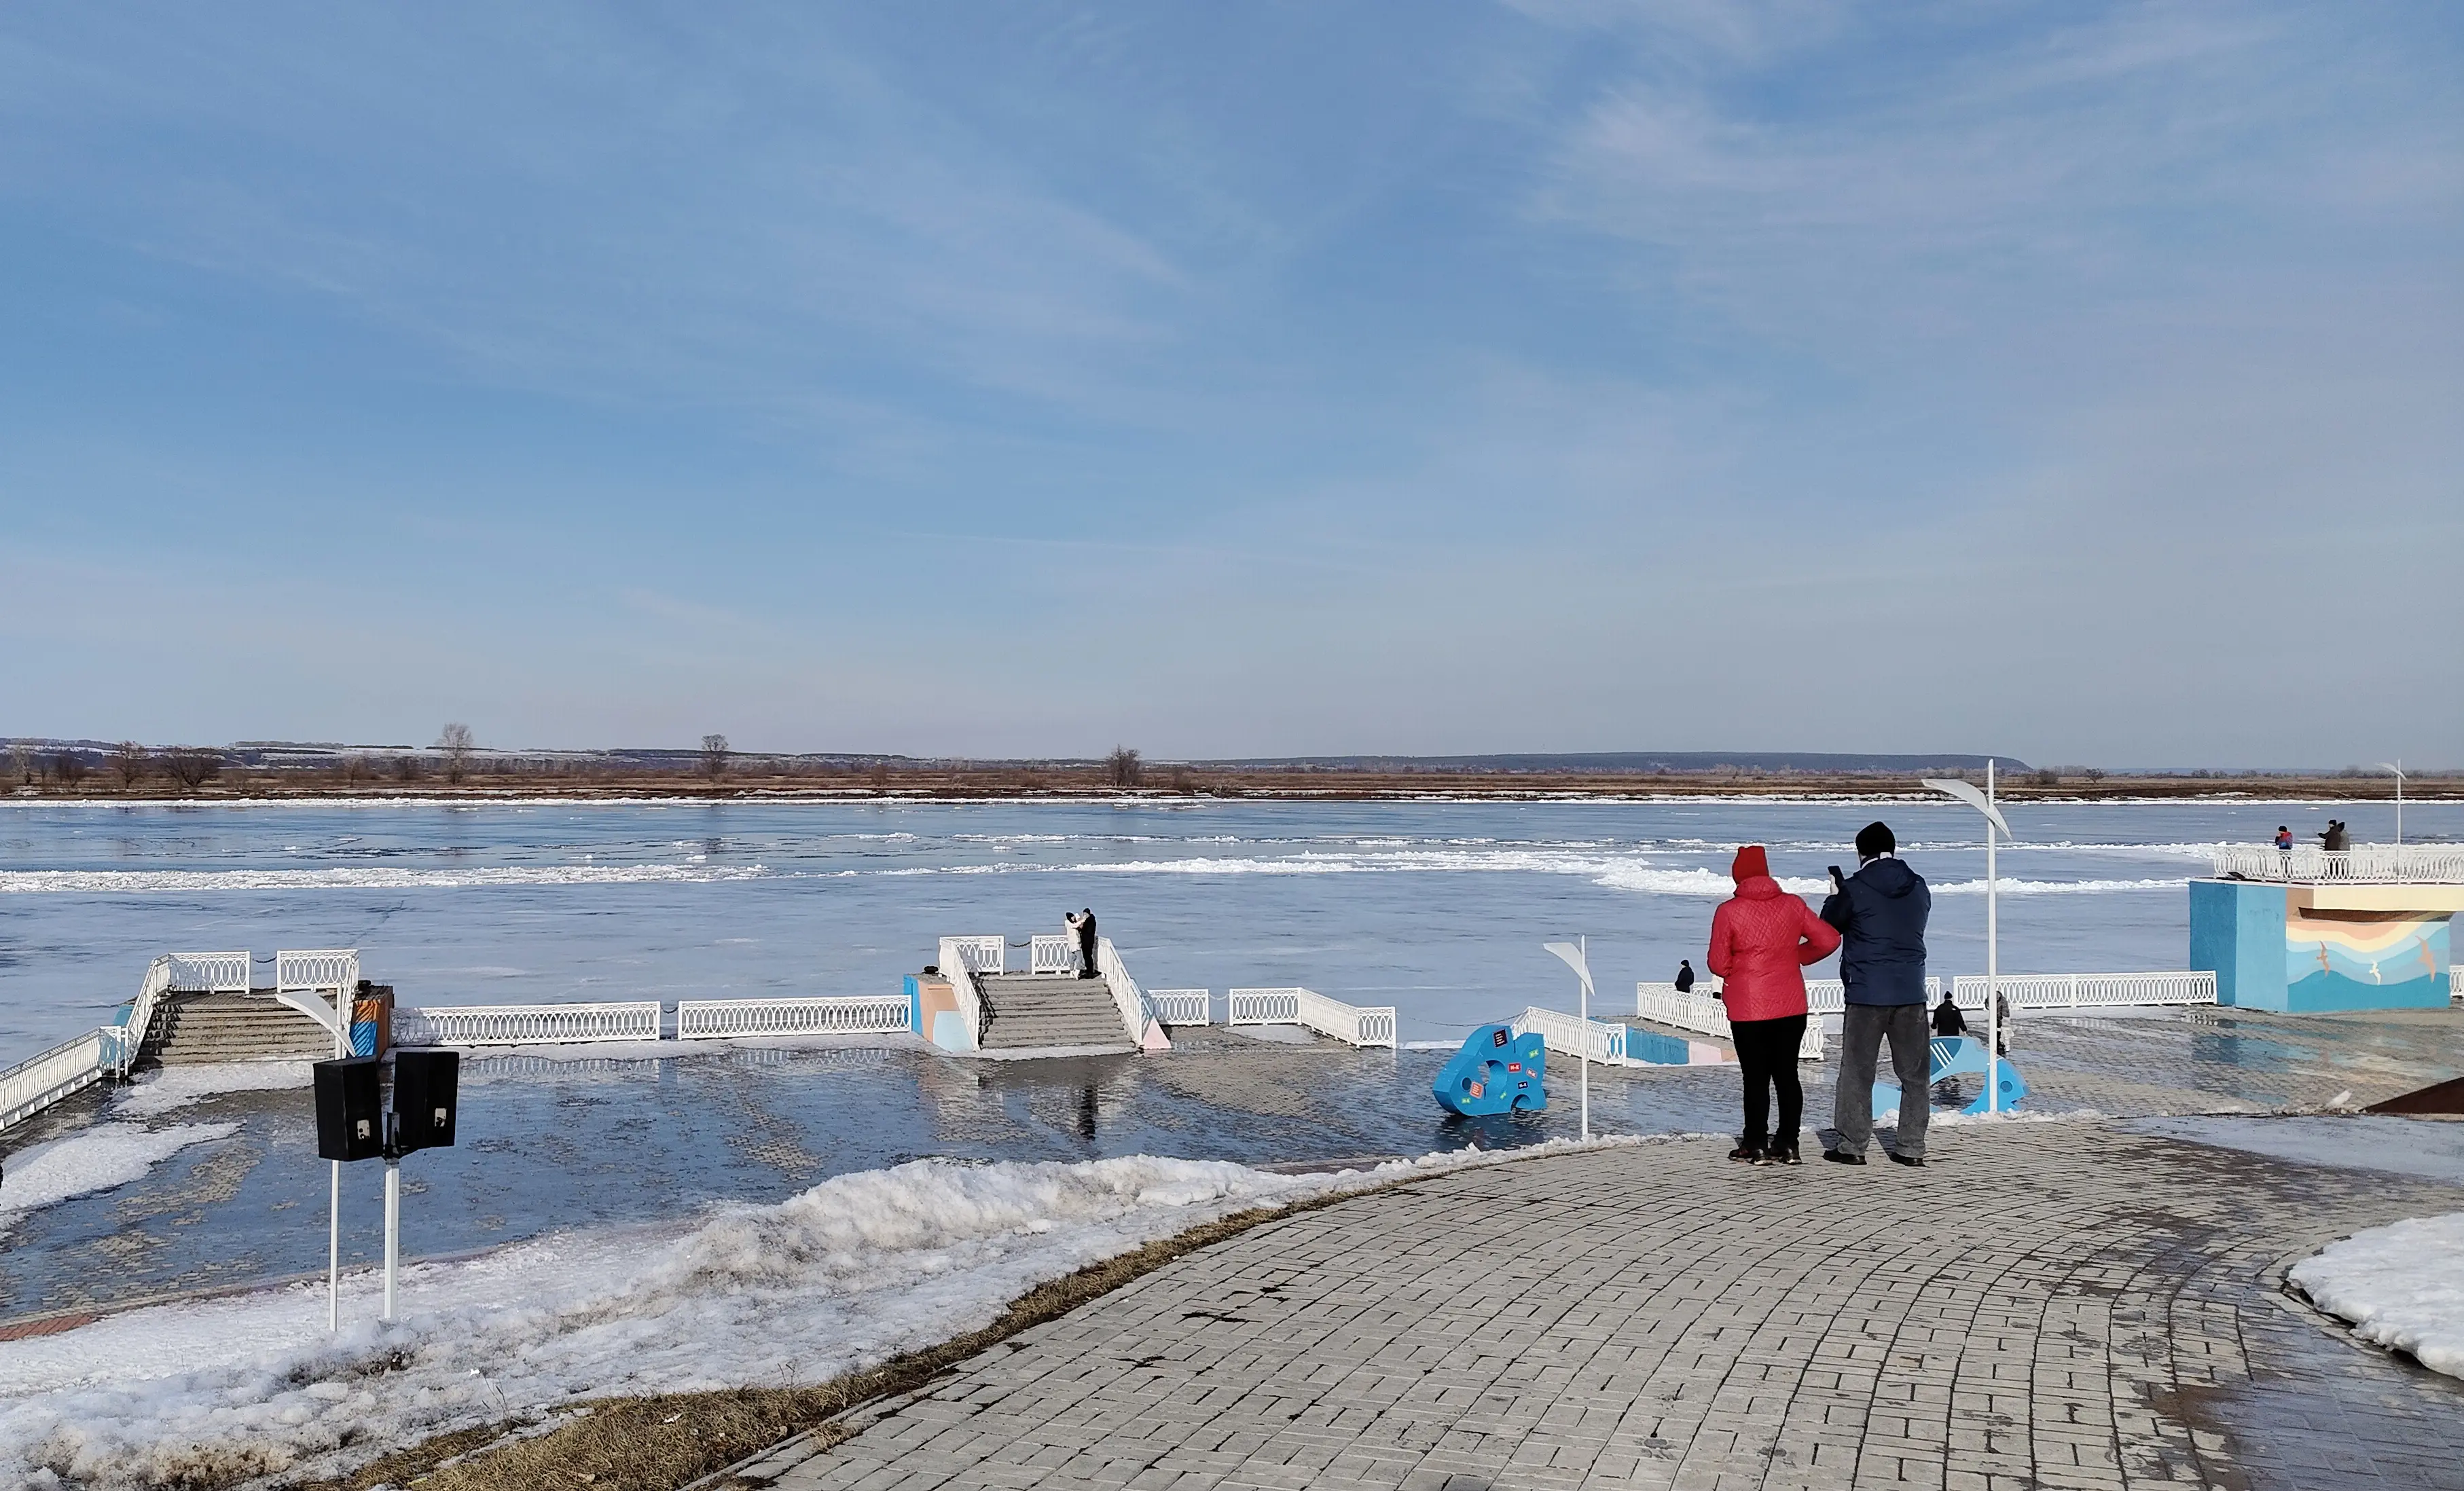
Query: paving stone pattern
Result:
<box><xmin>732</xmin><ymin>1124</ymin><xmax>2464</xmax><ymax>1491</ymax></box>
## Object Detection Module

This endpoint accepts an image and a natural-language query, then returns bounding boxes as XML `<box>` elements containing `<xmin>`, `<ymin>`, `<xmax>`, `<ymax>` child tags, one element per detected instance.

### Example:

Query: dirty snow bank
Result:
<box><xmin>0</xmin><ymin>1139</ymin><xmax>1627</xmax><ymax>1488</ymax></box>
<box><xmin>2291</xmin><ymin>1212</ymin><xmax>2464</xmax><ymax>1378</ymax></box>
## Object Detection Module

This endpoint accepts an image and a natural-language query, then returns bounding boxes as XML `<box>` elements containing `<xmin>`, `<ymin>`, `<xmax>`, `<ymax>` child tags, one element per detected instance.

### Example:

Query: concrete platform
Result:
<box><xmin>721</xmin><ymin>1121</ymin><xmax>2464</xmax><ymax>1491</ymax></box>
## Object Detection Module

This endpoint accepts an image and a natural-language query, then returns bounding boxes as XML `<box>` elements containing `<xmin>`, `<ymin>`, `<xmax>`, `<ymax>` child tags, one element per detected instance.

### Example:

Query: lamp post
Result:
<box><xmin>1542</xmin><ymin>937</ymin><xmax>1594</xmax><ymax>1142</ymax></box>
<box><xmin>2375</xmin><ymin>761</ymin><xmax>2405</xmax><ymax>847</ymax></box>
<box><xmin>275</xmin><ymin>980</ymin><xmax>349</xmax><ymax>1329</ymax></box>
<box><xmin>1921</xmin><ymin>760</ymin><xmax>2016</xmax><ymax>1113</ymax></box>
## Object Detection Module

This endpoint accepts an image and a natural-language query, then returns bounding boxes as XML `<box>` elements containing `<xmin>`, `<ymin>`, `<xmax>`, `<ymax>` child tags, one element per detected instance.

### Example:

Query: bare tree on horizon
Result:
<box><xmin>112</xmin><ymin>741</ymin><xmax>148</xmax><ymax>787</ymax></box>
<box><xmin>437</xmin><ymin>722</ymin><xmax>475</xmax><ymax>784</ymax></box>
<box><xmin>159</xmin><ymin>748</ymin><xmax>222</xmax><ymax>792</ymax></box>
<box><xmin>1106</xmin><ymin>745</ymin><xmax>1143</xmax><ymax>789</ymax></box>
<box><xmin>701</xmin><ymin>733</ymin><xmax>730</xmax><ymax>780</ymax></box>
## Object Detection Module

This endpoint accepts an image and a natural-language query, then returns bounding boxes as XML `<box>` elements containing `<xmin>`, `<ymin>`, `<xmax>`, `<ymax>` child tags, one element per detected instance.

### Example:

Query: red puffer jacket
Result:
<box><xmin>1707</xmin><ymin>845</ymin><xmax>1842</xmax><ymax>1023</ymax></box>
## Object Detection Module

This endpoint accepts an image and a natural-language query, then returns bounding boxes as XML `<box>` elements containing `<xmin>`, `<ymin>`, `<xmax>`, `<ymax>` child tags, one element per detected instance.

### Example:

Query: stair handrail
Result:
<box><xmin>1093</xmin><ymin>938</ymin><xmax>1166</xmax><ymax>1050</ymax></box>
<box><xmin>109</xmin><ymin>955</ymin><xmax>177</xmax><ymax>1078</ymax></box>
<box><xmin>936</xmin><ymin>936</ymin><xmax>998</xmax><ymax>1050</ymax></box>
<box><xmin>0</xmin><ymin>1029</ymin><xmax>112</xmax><ymax>1131</ymax></box>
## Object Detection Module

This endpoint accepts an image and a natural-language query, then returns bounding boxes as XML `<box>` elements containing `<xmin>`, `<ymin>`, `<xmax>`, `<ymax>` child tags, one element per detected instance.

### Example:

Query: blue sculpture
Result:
<box><xmin>1872</xmin><ymin>1035</ymin><xmax>2026</xmax><ymax>1118</ymax></box>
<box><xmin>1435</xmin><ymin>1024</ymin><xmax>1546</xmax><ymax>1117</ymax></box>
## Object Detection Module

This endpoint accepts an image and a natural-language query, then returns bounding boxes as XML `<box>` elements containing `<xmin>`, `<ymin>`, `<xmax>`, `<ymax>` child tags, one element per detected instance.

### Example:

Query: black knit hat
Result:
<box><xmin>1855</xmin><ymin>821</ymin><xmax>1896</xmax><ymax>858</ymax></box>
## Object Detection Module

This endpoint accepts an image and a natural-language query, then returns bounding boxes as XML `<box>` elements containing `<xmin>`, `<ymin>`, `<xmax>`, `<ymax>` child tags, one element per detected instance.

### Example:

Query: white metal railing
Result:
<box><xmin>675</xmin><ymin>996</ymin><xmax>911</xmax><ymax>1040</ymax></box>
<box><xmin>2453</xmin><ymin>967</ymin><xmax>2462</xmax><ymax>1004</ymax></box>
<box><xmin>111</xmin><ymin>956</ymin><xmax>177</xmax><ymax>1079</ymax></box>
<box><xmin>1642</xmin><ymin>978</ymin><xmax>1938</xmax><ymax>1016</ymax></box>
<box><xmin>1029</xmin><ymin>934</ymin><xmax>1079</xmax><ymax>976</ymax></box>
<box><xmin>1094</xmin><ymin>938</ymin><xmax>1162</xmax><ymax>1048</ymax></box>
<box><xmin>944</xmin><ymin>936</ymin><xmax>1006</xmax><ymax>976</ymax></box>
<box><xmin>0</xmin><ymin>1030</ymin><xmax>111</xmax><ymax>1131</ymax></box>
<box><xmin>168</xmin><ymin>950</ymin><xmax>251</xmax><ymax>994</ymax></box>
<box><xmin>2213</xmin><ymin>843</ymin><xmax>2464</xmax><ymax>884</ymax></box>
<box><xmin>1631</xmin><ymin>986</ymin><xmax>1825</xmax><ymax>1059</ymax></box>
<box><xmin>276</xmin><ymin>948</ymin><xmax>360</xmax><ymax>995</ymax></box>
<box><xmin>937</xmin><ymin>936</ymin><xmax>996</xmax><ymax>1050</ymax></box>
<box><xmin>1149</xmin><ymin>989</ymin><xmax>1211</xmax><ymax>1025</ymax></box>
<box><xmin>1227</xmin><ymin>987</ymin><xmax>1398</xmax><ymax>1048</ymax></box>
<box><xmin>393</xmin><ymin>1001</ymin><xmax>662</xmax><ymax>1048</ymax></box>
<box><xmin>1951</xmin><ymin>971</ymin><xmax>2217</xmax><ymax>1010</ymax></box>
<box><xmin>1511</xmin><ymin>1006</ymin><xmax>1636</xmax><ymax>1066</ymax></box>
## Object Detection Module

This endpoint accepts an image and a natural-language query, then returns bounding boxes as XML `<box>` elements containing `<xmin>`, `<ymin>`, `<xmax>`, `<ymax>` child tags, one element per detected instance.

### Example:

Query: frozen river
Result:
<box><xmin>7</xmin><ymin>793</ymin><xmax>2446</xmax><ymax>1056</ymax></box>
<box><xmin>1</xmin><ymin>791</ymin><xmax>2458</xmax><ymax>1450</ymax></box>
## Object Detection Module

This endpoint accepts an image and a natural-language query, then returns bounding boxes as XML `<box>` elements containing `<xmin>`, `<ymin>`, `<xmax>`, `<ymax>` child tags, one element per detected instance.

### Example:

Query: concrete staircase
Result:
<box><xmin>977</xmin><ymin>974</ymin><xmax>1132</xmax><ymax>1052</ymax></box>
<box><xmin>149</xmin><ymin>993</ymin><xmax>336</xmax><ymax>1064</ymax></box>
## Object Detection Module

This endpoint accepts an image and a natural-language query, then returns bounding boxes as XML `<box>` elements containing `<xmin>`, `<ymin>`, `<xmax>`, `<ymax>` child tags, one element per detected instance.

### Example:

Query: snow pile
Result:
<box><xmin>112</xmin><ymin>1063</ymin><xmax>312</xmax><ymax>1118</ymax></box>
<box><xmin>0</xmin><ymin>1124</ymin><xmax>238</xmax><ymax>1239</ymax></box>
<box><xmin>0</xmin><ymin>1143</ymin><xmax>1608</xmax><ymax>1488</ymax></box>
<box><xmin>2291</xmin><ymin>1213</ymin><xmax>2464</xmax><ymax>1378</ymax></box>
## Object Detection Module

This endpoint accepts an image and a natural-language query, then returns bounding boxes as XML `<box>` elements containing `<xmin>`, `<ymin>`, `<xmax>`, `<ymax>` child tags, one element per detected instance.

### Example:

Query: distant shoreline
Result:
<box><xmin>5</xmin><ymin>771</ymin><xmax>2453</xmax><ymax>807</ymax></box>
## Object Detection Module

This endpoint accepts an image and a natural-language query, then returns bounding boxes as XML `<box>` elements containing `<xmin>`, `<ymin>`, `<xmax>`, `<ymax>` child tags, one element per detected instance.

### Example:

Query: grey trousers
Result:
<box><xmin>1832</xmin><ymin>1001</ymin><xmax>1933</xmax><ymax>1158</ymax></box>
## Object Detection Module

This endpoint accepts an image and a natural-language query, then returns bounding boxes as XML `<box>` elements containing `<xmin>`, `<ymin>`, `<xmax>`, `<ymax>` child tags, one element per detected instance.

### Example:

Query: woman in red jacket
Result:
<box><xmin>1707</xmin><ymin>845</ymin><xmax>1841</xmax><ymax>1165</ymax></box>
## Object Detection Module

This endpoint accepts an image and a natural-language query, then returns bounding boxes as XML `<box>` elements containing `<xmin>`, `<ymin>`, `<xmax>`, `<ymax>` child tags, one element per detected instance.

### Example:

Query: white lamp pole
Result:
<box><xmin>1921</xmin><ymin>762</ymin><xmax>2016</xmax><ymax>1113</ymax></box>
<box><xmin>276</xmin><ymin>981</ymin><xmax>348</xmax><ymax>1329</ymax></box>
<box><xmin>2376</xmin><ymin>761</ymin><xmax>2404</xmax><ymax>847</ymax></box>
<box><xmin>1542</xmin><ymin>938</ymin><xmax>1595</xmax><ymax>1142</ymax></box>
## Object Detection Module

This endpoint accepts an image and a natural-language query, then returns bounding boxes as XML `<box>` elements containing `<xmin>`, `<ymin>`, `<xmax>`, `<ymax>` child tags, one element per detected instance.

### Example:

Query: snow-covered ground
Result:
<box><xmin>0</xmin><ymin>1123</ymin><xmax>238</xmax><ymax>1241</ymax></box>
<box><xmin>0</xmin><ymin>1139</ymin><xmax>1623</xmax><ymax>1490</ymax></box>
<box><xmin>2291</xmin><ymin>1212</ymin><xmax>2464</xmax><ymax>1378</ymax></box>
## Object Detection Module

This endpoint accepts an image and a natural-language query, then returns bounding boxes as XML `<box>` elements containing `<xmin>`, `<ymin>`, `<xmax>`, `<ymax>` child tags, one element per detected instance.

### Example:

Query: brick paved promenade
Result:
<box><xmin>723</xmin><ymin>1122</ymin><xmax>2464</xmax><ymax>1491</ymax></box>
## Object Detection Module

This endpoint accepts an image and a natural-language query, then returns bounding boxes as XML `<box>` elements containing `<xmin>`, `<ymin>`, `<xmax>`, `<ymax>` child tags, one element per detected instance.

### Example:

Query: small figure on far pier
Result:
<box><xmin>1674</xmin><ymin>959</ymin><xmax>1696</xmax><ymax>994</ymax></box>
<box><xmin>1076</xmin><ymin>906</ymin><xmax>1100</xmax><ymax>978</ymax></box>
<box><xmin>1931</xmin><ymin>988</ymin><xmax>1966</xmax><ymax>1037</ymax></box>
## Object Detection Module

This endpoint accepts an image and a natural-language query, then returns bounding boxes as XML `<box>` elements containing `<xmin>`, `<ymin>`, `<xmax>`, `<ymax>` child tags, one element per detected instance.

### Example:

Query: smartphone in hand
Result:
<box><xmin>1827</xmin><ymin>864</ymin><xmax>1845</xmax><ymax>893</ymax></box>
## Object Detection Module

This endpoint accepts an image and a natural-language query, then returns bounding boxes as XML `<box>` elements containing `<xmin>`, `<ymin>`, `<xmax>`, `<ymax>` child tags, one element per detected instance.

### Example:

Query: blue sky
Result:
<box><xmin>2</xmin><ymin>3</ymin><xmax>2457</xmax><ymax>765</ymax></box>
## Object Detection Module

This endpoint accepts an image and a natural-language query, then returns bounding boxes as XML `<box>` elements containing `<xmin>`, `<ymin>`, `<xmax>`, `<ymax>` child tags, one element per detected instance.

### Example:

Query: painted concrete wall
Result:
<box><xmin>2192</xmin><ymin>880</ymin><xmax>2287</xmax><ymax>1009</ymax></box>
<box><xmin>2190</xmin><ymin>879</ymin><xmax>2453</xmax><ymax>1012</ymax></box>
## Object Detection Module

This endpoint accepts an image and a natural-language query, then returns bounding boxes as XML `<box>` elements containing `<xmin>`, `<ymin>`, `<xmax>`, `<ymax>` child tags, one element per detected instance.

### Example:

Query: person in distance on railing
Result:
<box><xmin>1062</xmin><ymin>910</ymin><xmax>1083</xmax><ymax>972</ymax></box>
<box><xmin>1706</xmin><ymin>845</ymin><xmax>1840</xmax><ymax>1168</ymax></box>
<box><xmin>1930</xmin><ymin>989</ymin><xmax>1966</xmax><ymax>1037</ymax></box>
<box><xmin>1675</xmin><ymin>959</ymin><xmax>1696</xmax><ymax>994</ymax></box>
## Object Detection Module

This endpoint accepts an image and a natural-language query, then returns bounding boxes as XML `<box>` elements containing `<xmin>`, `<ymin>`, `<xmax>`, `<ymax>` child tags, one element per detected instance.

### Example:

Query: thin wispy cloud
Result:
<box><xmin>0</xmin><ymin>1</ymin><xmax>2454</xmax><ymax>761</ymax></box>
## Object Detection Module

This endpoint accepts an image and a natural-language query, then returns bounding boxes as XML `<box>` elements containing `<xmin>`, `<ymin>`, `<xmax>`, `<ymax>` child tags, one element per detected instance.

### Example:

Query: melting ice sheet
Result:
<box><xmin>0</xmin><ymin>1144</ymin><xmax>1601</xmax><ymax>1490</ymax></box>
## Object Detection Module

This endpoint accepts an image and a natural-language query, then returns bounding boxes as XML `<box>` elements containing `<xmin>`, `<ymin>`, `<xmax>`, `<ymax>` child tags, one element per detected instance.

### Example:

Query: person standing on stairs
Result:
<box><xmin>1706</xmin><ymin>845</ymin><xmax>1841</xmax><ymax>1167</ymax></box>
<box><xmin>1076</xmin><ymin>907</ymin><xmax>1100</xmax><ymax>978</ymax></box>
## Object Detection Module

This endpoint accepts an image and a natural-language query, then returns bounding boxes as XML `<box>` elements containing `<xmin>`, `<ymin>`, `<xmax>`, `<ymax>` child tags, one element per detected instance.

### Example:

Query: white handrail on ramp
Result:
<box><xmin>1227</xmin><ymin>987</ymin><xmax>1398</xmax><ymax>1048</ymax></box>
<box><xmin>1510</xmin><ymin>1006</ymin><xmax>1637</xmax><ymax>1067</ymax></box>
<box><xmin>0</xmin><ymin>1031</ymin><xmax>113</xmax><ymax>1131</ymax></box>
<box><xmin>937</xmin><ymin>935</ymin><xmax>1002</xmax><ymax>1050</ymax></box>
<box><xmin>1633</xmin><ymin>985</ymin><xmax>1826</xmax><ymax>1059</ymax></box>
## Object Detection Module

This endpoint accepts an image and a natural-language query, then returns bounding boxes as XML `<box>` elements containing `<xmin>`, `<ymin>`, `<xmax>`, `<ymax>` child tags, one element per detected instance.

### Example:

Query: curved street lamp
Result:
<box><xmin>1921</xmin><ymin>760</ymin><xmax>2016</xmax><ymax>1113</ymax></box>
<box><xmin>2374</xmin><ymin>760</ymin><xmax>2405</xmax><ymax>847</ymax></box>
<box><xmin>1542</xmin><ymin>936</ymin><xmax>1594</xmax><ymax>1142</ymax></box>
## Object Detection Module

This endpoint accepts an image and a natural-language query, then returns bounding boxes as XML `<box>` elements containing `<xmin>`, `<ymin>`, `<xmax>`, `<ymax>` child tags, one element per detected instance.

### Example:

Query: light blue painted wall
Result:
<box><xmin>2190</xmin><ymin>880</ymin><xmax>2289</xmax><ymax>1010</ymax></box>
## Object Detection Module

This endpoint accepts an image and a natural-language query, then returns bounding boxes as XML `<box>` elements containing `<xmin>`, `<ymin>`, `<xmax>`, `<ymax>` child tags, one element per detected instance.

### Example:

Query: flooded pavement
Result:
<box><xmin>3</xmin><ymin>1004</ymin><xmax>2461</xmax><ymax>1324</ymax></box>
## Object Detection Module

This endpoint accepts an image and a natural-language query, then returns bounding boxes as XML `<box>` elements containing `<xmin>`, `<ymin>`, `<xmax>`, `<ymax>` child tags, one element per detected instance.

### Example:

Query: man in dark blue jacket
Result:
<box><xmin>1819</xmin><ymin>821</ymin><xmax>1934</xmax><ymax>1166</ymax></box>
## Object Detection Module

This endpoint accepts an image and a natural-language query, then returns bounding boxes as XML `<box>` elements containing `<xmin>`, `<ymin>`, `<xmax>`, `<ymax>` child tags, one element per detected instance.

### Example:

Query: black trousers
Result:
<box><xmin>1733</xmin><ymin>1013</ymin><xmax>1807</xmax><ymax>1148</ymax></box>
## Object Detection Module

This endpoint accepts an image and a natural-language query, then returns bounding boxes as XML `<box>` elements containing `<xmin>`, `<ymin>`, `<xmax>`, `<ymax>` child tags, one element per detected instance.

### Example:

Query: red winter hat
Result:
<box><xmin>1731</xmin><ymin>845</ymin><xmax>1770</xmax><ymax>884</ymax></box>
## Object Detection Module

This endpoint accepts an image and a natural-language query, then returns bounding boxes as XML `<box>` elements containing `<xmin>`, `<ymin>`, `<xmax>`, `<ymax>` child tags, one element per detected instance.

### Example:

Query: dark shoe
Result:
<box><xmin>1769</xmin><ymin>1143</ymin><xmax>1801</xmax><ymax>1166</ymax></box>
<box><xmin>1889</xmin><ymin>1152</ymin><xmax>1925</xmax><ymax>1168</ymax></box>
<box><xmin>1728</xmin><ymin>1143</ymin><xmax>1764</xmax><ymax>1164</ymax></box>
<box><xmin>1822</xmin><ymin>1149</ymin><xmax>1866</xmax><ymax>1166</ymax></box>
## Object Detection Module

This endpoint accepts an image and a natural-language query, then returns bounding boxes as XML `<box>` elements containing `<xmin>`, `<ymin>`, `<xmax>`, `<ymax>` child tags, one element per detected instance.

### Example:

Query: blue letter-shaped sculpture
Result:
<box><xmin>1871</xmin><ymin>1035</ymin><xmax>2026</xmax><ymax>1118</ymax></box>
<box><xmin>1435</xmin><ymin>1024</ymin><xmax>1546</xmax><ymax>1117</ymax></box>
